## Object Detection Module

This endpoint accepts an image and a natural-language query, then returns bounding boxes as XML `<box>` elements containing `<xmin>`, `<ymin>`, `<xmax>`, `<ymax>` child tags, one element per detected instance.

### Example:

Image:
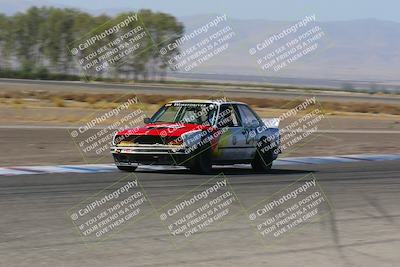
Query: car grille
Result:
<box><xmin>116</xmin><ymin>135</ymin><xmax>179</xmax><ymax>145</ymax></box>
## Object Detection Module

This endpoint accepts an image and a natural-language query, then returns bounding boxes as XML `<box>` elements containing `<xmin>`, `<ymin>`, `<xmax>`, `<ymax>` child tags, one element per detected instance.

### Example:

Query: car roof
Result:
<box><xmin>168</xmin><ymin>99</ymin><xmax>247</xmax><ymax>105</ymax></box>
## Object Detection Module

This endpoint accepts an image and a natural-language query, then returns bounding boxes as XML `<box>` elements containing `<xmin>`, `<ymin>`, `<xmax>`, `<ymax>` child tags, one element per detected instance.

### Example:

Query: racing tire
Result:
<box><xmin>251</xmin><ymin>138</ymin><xmax>274</xmax><ymax>173</ymax></box>
<box><xmin>188</xmin><ymin>143</ymin><xmax>212</xmax><ymax>174</ymax></box>
<box><xmin>117</xmin><ymin>166</ymin><xmax>138</xmax><ymax>172</ymax></box>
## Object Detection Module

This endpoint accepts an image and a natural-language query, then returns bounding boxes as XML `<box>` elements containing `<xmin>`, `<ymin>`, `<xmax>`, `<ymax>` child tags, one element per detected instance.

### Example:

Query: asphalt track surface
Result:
<box><xmin>2</xmin><ymin>78</ymin><xmax>400</xmax><ymax>104</ymax></box>
<box><xmin>1</xmin><ymin>160</ymin><xmax>399</xmax><ymax>266</ymax></box>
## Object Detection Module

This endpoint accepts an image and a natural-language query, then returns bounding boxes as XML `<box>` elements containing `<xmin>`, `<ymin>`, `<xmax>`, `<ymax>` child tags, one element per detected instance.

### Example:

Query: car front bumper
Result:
<box><xmin>110</xmin><ymin>145</ymin><xmax>191</xmax><ymax>166</ymax></box>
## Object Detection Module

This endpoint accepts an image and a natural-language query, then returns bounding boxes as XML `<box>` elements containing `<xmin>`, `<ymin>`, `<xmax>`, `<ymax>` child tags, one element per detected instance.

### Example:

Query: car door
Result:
<box><xmin>237</xmin><ymin>104</ymin><xmax>261</xmax><ymax>156</ymax></box>
<box><xmin>214</xmin><ymin>104</ymin><xmax>252</xmax><ymax>161</ymax></box>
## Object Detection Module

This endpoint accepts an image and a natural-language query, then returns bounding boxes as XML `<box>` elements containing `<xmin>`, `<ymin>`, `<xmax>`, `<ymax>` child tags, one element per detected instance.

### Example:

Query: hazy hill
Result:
<box><xmin>178</xmin><ymin>15</ymin><xmax>400</xmax><ymax>81</ymax></box>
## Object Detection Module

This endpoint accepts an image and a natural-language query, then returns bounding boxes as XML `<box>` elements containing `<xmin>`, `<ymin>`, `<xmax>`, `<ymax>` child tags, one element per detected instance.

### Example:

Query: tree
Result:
<box><xmin>0</xmin><ymin>7</ymin><xmax>184</xmax><ymax>81</ymax></box>
<box><xmin>137</xmin><ymin>9</ymin><xmax>184</xmax><ymax>80</ymax></box>
<box><xmin>0</xmin><ymin>14</ymin><xmax>13</xmax><ymax>69</ymax></box>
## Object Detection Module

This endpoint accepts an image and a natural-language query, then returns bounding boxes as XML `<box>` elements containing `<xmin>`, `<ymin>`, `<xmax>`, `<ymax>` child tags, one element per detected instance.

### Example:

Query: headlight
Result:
<box><xmin>113</xmin><ymin>133</ymin><xmax>131</xmax><ymax>146</ymax></box>
<box><xmin>112</xmin><ymin>132</ymin><xmax>118</xmax><ymax>146</ymax></box>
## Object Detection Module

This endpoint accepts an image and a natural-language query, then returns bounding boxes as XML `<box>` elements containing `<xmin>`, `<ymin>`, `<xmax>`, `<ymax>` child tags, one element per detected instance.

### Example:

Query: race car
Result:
<box><xmin>111</xmin><ymin>100</ymin><xmax>280</xmax><ymax>173</ymax></box>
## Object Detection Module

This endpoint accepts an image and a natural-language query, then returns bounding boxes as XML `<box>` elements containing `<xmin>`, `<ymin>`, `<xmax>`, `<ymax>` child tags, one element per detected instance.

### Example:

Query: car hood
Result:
<box><xmin>116</xmin><ymin>123</ymin><xmax>211</xmax><ymax>137</ymax></box>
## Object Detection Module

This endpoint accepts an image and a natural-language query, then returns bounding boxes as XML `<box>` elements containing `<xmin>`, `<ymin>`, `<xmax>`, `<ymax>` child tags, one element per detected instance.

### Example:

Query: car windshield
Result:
<box><xmin>150</xmin><ymin>103</ymin><xmax>218</xmax><ymax>126</ymax></box>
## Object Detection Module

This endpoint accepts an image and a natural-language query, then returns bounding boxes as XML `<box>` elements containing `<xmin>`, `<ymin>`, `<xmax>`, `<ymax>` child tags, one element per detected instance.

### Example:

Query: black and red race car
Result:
<box><xmin>111</xmin><ymin>100</ymin><xmax>280</xmax><ymax>173</ymax></box>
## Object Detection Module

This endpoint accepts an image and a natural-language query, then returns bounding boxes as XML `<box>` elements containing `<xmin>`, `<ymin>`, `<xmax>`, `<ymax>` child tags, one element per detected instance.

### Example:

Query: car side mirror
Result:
<box><xmin>143</xmin><ymin>117</ymin><xmax>151</xmax><ymax>124</ymax></box>
<box><xmin>251</xmin><ymin>119</ymin><xmax>259</xmax><ymax>128</ymax></box>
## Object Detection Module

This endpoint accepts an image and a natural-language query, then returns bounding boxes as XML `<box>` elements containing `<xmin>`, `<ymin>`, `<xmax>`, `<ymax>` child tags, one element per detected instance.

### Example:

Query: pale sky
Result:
<box><xmin>2</xmin><ymin>0</ymin><xmax>400</xmax><ymax>23</ymax></box>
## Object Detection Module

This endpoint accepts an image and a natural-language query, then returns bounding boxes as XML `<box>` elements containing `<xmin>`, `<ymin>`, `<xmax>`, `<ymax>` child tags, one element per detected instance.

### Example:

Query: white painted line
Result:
<box><xmin>0</xmin><ymin>154</ymin><xmax>398</xmax><ymax>176</ymax></box>
<box><xmin>339</xmin><ymin>154</ymin><xmax>400</xmax><ymax>161</ymax></box>
<box><xmin>277</xmin><ymin>156</ymin><xmax>359</xmax><ymax>164</ymax></box>
<box><xmin>0</xmin><ymin>169</ymin><xmax>36</xmax><ymax>176</ymax></box>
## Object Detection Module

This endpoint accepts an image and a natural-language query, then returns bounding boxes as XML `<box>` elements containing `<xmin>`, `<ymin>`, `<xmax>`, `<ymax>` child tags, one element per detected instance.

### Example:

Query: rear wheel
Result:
<box><xmin>117</xmin><ymin>166</ymin><xmax>138</xmax><ymax>172</ymax></box>
<box><xmin>252</xmin><ymin>138</ymin><xmax>274</xmax><ymax>172</ymax></box>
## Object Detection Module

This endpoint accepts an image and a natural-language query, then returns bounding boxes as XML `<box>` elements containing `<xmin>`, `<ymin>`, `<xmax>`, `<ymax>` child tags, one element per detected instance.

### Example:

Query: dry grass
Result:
<box><xmin>0</xmin><ymin>90</ymin><xmax>399</xmax><ymax>115</ymax></box>
<box><xmin>51</xmin><ymin>97</ymin><xmax>65</xmax><ymax>107</ymax></box>
<box><xmin>317</xmin><ymin>101</ymin><xmax>400</xmax><ymax>115</ymax></box>
<box><xmin>12</xmin><ymin>98</ymin><xmax>23</xmax><ymax>105</ymax></box>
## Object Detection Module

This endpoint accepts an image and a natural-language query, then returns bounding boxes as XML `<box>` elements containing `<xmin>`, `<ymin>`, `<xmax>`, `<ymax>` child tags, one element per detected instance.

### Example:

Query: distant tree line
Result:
<box><xmin>0</xmin><ymin>7</ymin><xmax>183</xmax><ymax>81</ymax></box>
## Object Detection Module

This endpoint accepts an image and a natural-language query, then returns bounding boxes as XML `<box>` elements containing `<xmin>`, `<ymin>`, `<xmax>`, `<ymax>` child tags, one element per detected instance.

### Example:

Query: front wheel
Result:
<box><xmin>187</xmin><ymin>144</ymin><xmax>212</xmax><ymax>174</ymax></box>
<box><xmin>117</xmin><ymin>166</ymin><xmax>138</xmax><ymax>172</ymax></box>
<box><xmin>252</xmin><ymin>138</ymin><xmax>274</xmax><ymax>172</ymax></box>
